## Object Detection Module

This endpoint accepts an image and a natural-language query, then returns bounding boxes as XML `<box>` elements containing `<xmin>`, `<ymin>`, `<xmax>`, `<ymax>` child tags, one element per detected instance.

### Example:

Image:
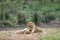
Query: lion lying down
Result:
<box><xmin>16</xmin><ymin>22</ymin><xmax>42</xmax><ymax>34</ymax></box>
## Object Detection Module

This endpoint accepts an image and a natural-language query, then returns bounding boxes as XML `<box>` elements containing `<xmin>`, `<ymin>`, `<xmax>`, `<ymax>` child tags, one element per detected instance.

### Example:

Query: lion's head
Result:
<box><xmin>27</xmin><ymin>22</ymin><xmax>35</xmax><ymax>28</ymax></box>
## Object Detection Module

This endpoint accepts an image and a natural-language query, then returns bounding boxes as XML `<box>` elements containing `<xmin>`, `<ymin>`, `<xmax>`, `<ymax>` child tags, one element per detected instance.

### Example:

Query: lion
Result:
<box><xmin>27</xmin><ymin>22</ymin><xmax>42</xmax><ymax>33</ymax></box>
<box><xmin>16</xmin><ymin>22</ymin><xmax>42</xmax><ymax>34</ymax></box>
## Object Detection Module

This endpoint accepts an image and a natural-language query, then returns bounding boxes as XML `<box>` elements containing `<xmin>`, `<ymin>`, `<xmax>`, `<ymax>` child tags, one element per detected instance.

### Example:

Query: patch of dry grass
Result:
<box><xmin>0</xmin><ymin>29</ymin><xmax>53</xmax><ymax>40</ymax></box>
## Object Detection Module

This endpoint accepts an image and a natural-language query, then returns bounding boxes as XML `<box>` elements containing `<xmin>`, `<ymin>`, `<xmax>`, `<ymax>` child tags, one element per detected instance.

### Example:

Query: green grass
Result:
<box><xmin>40</xmin><ymin>28</ymin><xmax>60</xmax><ymax>40</ymax></box>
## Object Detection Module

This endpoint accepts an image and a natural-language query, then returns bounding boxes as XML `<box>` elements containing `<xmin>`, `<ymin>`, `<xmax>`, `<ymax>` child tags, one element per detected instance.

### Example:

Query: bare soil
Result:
<box><xmin>0</xmin><ymin>29</ymin><xmax>53</xmax><ymax>40</ymax></box>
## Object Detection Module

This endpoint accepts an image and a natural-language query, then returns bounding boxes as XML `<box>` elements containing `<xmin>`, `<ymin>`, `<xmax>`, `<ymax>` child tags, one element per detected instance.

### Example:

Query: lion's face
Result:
<box><xmin>27</xmin><ymin>22</ymin><xmax>35</xmax><ymax>28</ymax></box>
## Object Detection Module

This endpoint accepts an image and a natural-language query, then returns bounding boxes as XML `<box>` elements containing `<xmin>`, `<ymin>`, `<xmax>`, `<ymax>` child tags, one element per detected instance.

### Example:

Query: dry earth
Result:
<box><xmin>0</xmin><ymin>29</ymin><xmax>53</xmax><ymax>40</ymax></box>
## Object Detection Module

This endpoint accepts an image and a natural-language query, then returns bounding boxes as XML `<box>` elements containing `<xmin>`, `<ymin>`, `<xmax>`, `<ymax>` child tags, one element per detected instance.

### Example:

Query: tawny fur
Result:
<box><xmin>16</xmin><ymin>22</ymin><xmax>42</xmax><ymax>34</ymax></box>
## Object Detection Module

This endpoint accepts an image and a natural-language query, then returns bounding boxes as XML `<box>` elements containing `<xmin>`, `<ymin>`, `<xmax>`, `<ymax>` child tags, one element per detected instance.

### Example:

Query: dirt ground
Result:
<box><xmin>0</xmin><ymin>29</ymin><xmax>53</xmax><ymax>40</ymax></box>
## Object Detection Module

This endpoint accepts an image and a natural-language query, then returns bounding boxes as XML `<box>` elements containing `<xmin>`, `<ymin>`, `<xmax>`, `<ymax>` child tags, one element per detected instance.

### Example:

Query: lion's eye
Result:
<box><xmin>28</xmin><ymin>26</ymin><xmax>30</xmax><ymax>27</ymax></box>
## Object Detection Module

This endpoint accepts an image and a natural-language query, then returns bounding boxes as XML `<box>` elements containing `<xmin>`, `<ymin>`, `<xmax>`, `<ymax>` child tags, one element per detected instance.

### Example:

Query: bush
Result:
<box><xmin>0</xmin><ymin>0</ymin><xmax>60</xmax><ymax>27</ymax></box>
<box><xmin>0</xmin><ymin>20</ymin><xmax>14</xmax><ymax>28</ymax></box>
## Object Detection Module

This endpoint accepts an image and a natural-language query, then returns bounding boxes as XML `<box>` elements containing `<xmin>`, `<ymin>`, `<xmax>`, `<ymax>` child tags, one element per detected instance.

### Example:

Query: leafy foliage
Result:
<box><xmin>0</xmin><ymin>0</ymin><xmax>60</xmax><ymax>27</ymax></box>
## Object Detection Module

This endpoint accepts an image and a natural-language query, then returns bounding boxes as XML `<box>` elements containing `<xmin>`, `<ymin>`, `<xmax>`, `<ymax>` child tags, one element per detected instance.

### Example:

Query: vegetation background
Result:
<box><xmin>0</xmin><ymin>0</ymin><xmax>60</xmax><ymax>40</ymax></box>
<box><xmin>0</xmin><ymin>0</ymin><xmax>60</xmax><ymax>28</ymax></box>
